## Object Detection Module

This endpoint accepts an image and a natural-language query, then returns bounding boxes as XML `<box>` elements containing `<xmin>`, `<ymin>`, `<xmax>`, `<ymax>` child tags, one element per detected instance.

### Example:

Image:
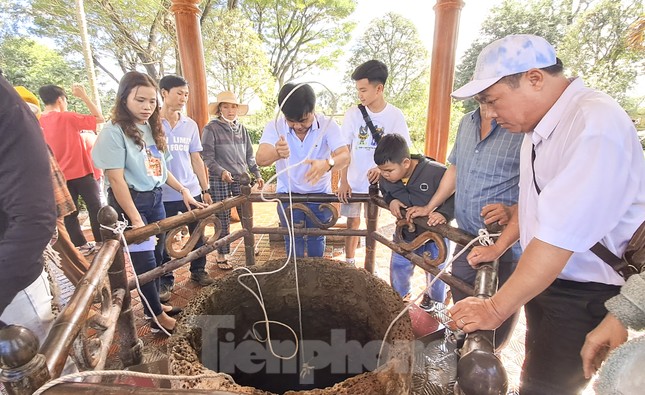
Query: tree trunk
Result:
<box><xmin>75</xmin><ymin>0</ymin><xmax>102</xmax><ymax>114</ymax></box>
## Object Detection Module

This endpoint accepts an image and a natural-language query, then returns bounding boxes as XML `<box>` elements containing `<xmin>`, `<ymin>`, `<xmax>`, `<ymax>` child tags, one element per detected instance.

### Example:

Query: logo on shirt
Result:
<box><xmin>419</xmin><ymin>183</ymin><xmax>429</xmax><ymax>192</ymax></box>
<box><xmin>357</xmin><ymin>125</ymin><xmax>384</xmax><ymax>148</ymax></box>
<box><xmin>167</xmin><ymin>135</ymin><xmax>191</xmax><ymax>153</ymax></box>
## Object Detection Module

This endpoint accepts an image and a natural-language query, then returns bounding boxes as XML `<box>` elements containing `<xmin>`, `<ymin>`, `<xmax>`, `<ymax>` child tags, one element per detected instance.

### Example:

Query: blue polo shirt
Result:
<box><xmin>448</xmin><ymin>109</ymin><xmax>523</xmax><ymax>260</ymax></box>
<box><xmin>260</xmin><ymin>114</ymin><xmax>348</xmax><ymax>194</ymax></box>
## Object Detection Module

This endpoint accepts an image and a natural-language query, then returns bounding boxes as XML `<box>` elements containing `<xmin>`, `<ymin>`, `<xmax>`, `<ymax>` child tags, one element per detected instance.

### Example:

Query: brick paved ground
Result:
<box><xmin>68</xmin><ymin>201</ymin><xmax>593</xmax><ymax>393</ymax></box>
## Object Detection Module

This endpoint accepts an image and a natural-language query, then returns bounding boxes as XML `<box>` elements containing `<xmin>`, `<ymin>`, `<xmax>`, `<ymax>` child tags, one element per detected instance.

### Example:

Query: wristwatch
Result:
<box><xmin>326</xmin><ymin>157</ymin><xmax>335</xmax><ymax>172</ymax></box>
<box><xmin>201</xmin><ymin>189</ymin><xmax>211</xmax><ymax>195</ymax></box>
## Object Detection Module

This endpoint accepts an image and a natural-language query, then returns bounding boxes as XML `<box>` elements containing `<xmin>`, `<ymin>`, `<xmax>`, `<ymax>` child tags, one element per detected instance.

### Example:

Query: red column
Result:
<box><xmin>424</xmin><ymin>0</ymin><xmax>464</xmax><ymax>163</ymax></box>
<box><xmin>170</xmin><ymin>0</ymin><xmax>209</xmax><ymax>134</ymax></box>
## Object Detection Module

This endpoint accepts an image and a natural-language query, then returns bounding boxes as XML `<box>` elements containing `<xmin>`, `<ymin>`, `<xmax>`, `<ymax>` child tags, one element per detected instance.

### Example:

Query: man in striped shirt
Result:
<box><xmin>407</xmin><ymin>105</ymin><xmax>523</xmax><ymax>349</ymax></box>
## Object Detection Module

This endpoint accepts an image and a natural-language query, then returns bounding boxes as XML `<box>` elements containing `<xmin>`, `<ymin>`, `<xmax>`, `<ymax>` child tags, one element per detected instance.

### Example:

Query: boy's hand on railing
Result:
<box><xmin>389</xmin><ymin>199</ymin><xmax>407</xmax><ymax>219</ymax></box>
<box><xmin>405</xmin><ymin>204</ymin><xmax>435</xmax><ymax>222</ymax></box>
<box><xmin>182</xmin><ymin>189</ymin><xmax>208</xmax><ymax>211</ymax></box>
<box><xmin>427</xmin><ymin>212</ymin><xmax>447</xmax><ymax>226</ymax></box>
<box><xmin>367</xmin><ymin>167</ymin><xmax>381</xmax><ymax>184</ymax></box>
<box><xmin>202</xmin><ymin>192</ymin><xmax>213</xmax><ymax>205</ymax></box>
<box><xmin>336</xmin><ymin>181</ymin><xmax>352</xmax><ymax>203</ymax></box>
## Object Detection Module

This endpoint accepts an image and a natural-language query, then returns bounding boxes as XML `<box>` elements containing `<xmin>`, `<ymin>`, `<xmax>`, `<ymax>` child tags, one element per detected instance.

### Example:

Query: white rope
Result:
<box><xmin>32</xmin><ymin>369</ymin><xmax>234</xmax><ymax>395</ymax></box>
<box><xmin>100</xmin><ymin>218</ymin><xmax>172</xmax><ymax>337</ymax></box>
<box><xmin>233</xmin><ymin>82</ymin><xmax>337</xmax><ymax>378</ymax></box>
<box><xmin>376</xmin><ymin>228</ymin><xmax>501</xmax><ymax>367</ymax></box>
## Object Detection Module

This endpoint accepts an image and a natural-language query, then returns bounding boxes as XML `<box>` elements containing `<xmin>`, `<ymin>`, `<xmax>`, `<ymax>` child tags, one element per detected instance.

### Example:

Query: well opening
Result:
<box><xmin>169</xmin><ymin>258</ymin><xmax>413</xmax><ymax>394</ymax></box>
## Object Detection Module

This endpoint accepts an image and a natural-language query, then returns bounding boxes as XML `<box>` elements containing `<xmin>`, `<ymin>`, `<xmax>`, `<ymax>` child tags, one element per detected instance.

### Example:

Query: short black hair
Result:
<box><xmin>278</xmin><ymin>83</ymin><xmax>316</xmax><ymax>121</ymax></box>
<box><xmin>38</xmin><ymin>85</ymin><xmax>66</xmax><ymax>105</ymax></box>
<box><xmin>159</xmin><ymin>75</ymin><xmax>188</xmax><ymax>92</ymax></box>
<box><xmin>351</xmin><ymin>60</ymin><xmax>388</xmax><ymax>85</ymax></box>
<box><xmin>374</xmin><ymin>133</ymin><xmax>410</xmax><ymax>165</ymax></box>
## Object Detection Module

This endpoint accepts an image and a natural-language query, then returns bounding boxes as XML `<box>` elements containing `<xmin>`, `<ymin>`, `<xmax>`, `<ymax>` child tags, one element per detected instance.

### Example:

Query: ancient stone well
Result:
<box><xmin>168</xmin><ymin>258</ymin><xmax>414</xmax><ymax>394</ymax></box>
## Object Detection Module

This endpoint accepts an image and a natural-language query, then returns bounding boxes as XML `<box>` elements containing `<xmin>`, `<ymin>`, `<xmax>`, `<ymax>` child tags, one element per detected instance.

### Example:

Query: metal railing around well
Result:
<box><xmin>0</xmin><ymin>176</ymin><xmax>510</xmax><ymax>394</ymax></box>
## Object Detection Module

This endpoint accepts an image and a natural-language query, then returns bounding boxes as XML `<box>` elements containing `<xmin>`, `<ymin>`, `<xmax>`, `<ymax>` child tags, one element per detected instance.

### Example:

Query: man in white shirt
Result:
<box><xmin>448</xmin><ymin>34</ymin><xmax>645</xmax><ymax>394</ymax></box>
<box><xmin>256</xmin><ymin>83</ymin><xmax>350</xmax><ymax>257</ymax></box>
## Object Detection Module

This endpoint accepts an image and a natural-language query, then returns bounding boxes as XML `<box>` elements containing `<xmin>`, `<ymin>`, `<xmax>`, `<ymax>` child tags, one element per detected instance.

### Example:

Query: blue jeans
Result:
<box><xmin>277</xmin><ymin>201</ymin><xmax>332</xmax><ymax>257</ymax></box>
<box><xmin>390</xmin><ymin>239</ymin><xmax>447</xmax><ymax>301</ymax></box>
<box><xmin>108</xmin><ymin>188</ymin><xmax>166</xmax><ymax>316</ymax></box>
<box><xmin>161</xmin><ymin>195</ymin><xmax>207</xmax><ymax>288</ymax></box>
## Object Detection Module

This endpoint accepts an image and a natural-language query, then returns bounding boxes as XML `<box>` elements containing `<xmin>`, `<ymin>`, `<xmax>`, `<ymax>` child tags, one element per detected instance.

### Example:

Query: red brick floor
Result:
<box><xmin>75</xmin><ymin>201</ymin><xmax>605</xmax><ymax>393</ymax></box>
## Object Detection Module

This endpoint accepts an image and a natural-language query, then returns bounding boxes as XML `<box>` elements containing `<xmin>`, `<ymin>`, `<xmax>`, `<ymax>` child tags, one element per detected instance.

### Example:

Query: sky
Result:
<box><xmin>349</xmin><ymin>0</ymin><xmax>500</xmax><ymax>61</ymax></box>
<box><xmin>302</xmin><ymin>0</ymin><xmax>502</xmax><ymax>96</ymax></box>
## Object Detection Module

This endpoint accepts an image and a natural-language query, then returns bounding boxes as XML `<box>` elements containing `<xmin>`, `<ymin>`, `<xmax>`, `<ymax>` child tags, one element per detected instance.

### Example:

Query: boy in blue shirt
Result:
<box><xmin>375</xmin><ymin>133</ymin><xmax>454</xmax><ymax>303</ymax></box>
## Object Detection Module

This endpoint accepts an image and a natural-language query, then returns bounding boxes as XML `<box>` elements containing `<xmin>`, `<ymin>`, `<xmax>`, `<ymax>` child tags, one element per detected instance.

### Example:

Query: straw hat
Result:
<box><xmin>208</xmin><ymin>91</ymin><xmax>249</xmax><ymax>116</ymax></box>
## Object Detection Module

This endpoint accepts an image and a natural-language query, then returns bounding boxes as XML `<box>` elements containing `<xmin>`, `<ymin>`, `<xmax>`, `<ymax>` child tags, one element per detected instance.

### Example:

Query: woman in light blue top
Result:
<box><xmin>93</xmin><ymin>71</ymin><xmax>205</xmax><ymax>334</ymax></box>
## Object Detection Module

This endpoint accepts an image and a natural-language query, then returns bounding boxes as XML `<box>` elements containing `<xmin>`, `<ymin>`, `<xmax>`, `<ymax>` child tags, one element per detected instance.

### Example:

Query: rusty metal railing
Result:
<box><xmin>0</xmin><ymin>176</ymin><xmax>507</xmax><ymax>394</ymax></box>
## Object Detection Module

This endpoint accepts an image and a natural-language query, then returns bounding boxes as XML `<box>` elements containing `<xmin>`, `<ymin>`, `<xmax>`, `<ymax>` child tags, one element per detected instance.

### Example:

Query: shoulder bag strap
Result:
<box><xmin>357</xmin><ymin>104</ymin><xmax>383</xmax><ymax>144</ymax></box>
<box><xmin>532</xmin><ymin>143</ymin><xmax>630</xmax><ymax>278</ymax></box>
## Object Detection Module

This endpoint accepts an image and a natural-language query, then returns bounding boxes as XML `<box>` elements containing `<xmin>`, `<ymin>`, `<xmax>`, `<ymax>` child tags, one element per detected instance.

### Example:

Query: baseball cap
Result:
<box><xmin>452</xmin><ymin>34</ymin><xmax>557</xmax><ymax>100</ymax></box>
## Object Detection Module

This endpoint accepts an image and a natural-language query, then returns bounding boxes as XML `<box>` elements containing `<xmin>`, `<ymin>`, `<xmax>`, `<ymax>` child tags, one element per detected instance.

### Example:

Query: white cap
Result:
<box><xmin>452</xmin><ymin>34</ymin><xmax>557</xmax><ymax>100</ymax></box>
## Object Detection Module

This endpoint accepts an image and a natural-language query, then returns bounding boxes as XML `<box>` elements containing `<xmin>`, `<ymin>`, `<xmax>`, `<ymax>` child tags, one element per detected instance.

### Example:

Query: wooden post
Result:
<box><xmin>0</xmin><ymin>325</ymin><xmax>50</xmax><ymax>395</ymax></box>
<box><xmin>424</xmin><ymin>0</ymin><xmax>465</xmax><ymax>163</ymax></box>
<box><xmin>98</xmin><ymin>206</ymin><xmax>143</xmax><ymax>367</ymax></box>
<box><xmin>239</xmin><ymin>174</ymin><xmax>256</xmax><ymax>266</ymax></box>
<box><xmin>170</xmin><ymin>0</ymin><xmax>209</xmax><ymax>133</ymax></box>
<box><xmin>364</xmin><ymin>185</ymin><xmax>380</xmax><ymax>274</ymax></box>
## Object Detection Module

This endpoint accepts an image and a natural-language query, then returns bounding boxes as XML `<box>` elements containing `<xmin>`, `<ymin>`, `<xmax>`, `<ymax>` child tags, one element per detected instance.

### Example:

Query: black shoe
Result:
<box><xmin>163</xmin><ymin>305</ymin><xmax>183</xmax><ymax>317</ymax></box>
<box><xmin>159</xmin><ymin>284</ymin><xmax>173</xmax><ymax>303</ymax></box>
<box><xmin>150</xmin><ymin>321</ymin><xmax>174</xmax><ymax>335</ymax></box>
<box><xmin>190</xmin><ymin>271</ymin><xmax>214</xmax><ymax>286</ymax></box>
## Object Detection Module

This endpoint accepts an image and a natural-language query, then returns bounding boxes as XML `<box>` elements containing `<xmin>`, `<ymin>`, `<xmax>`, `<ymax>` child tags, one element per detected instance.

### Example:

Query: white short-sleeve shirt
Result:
<box><xmin>259</xmin><ymin>114</ymin><xmax>347</xmax><ymax>194</ymax></box>
<box><xmin>341</xmin><ymin>103</ymin><xmax>411</xmax><ymax>193</ymax></box>
<box><xmin>519</xmin><ymin>78</ymin><xmax>645</xmax><ymax>285</ymax></box>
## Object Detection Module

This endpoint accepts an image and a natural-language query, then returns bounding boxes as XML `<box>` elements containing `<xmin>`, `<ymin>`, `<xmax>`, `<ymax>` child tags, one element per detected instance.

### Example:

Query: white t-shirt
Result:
<box><xmin>259</xmin><ymin>114</ymin><xmax>348</xmax><ymax>194</ymax></box>
<box><xmin>519</xmin><ymin>78</ymin><xmax>645</xmax><ymax>285</ymax></box>
<box><xmin>341</xmin><ymin>103</ymin><xmax>411</xmax><ymax>193</ymax></box>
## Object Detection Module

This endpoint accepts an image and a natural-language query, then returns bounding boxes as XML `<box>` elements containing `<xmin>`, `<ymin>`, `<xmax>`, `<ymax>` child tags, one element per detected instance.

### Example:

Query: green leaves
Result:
<box><xmin>455</xmin><ymin>0</ymin><xmax>644</xmax><ymax>112</ymax></box>
<box><xmin>345</xmin><ymin>12</ymin><xmax>430</xmax><ymax>148</ymax></box>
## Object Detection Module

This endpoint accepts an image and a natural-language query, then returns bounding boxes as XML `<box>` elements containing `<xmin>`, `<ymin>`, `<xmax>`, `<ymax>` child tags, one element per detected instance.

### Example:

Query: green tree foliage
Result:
<box><xmin>0</xmin><ymin>36</ymin><xmax>116</xmax><ymax>113</ymax></box>
<box><xmin>25</xmin><ymin>0</ymin><xmax>177</xmax><ymax>81</ymax></box>
<box><xmin>0</xmin><ymin>36</ymin><xmax>82</xmax><ymax>95</ymax></box>
<box><xmin>345</xmin><ymin>12</ymin><xmax>430</xmax><ymax>148</ymax></box>
<box><xmin>559</xmin><ymin>0</ymin><xmax>644</xmax><ymax>104</ymax></box>
<box><xmin>241</xmin><ymin>0</ymin><xmax>357</xmax><ymax>86</ymax></box>
<box><xmin>454</xmin><ymin>0</ymin><xmax>643</xmax><ymax>112</ymax></box>
<box><xmin>201</xmin><ymin>8</ymin><xmax>274</xmax><ymax>104</ymax></box>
